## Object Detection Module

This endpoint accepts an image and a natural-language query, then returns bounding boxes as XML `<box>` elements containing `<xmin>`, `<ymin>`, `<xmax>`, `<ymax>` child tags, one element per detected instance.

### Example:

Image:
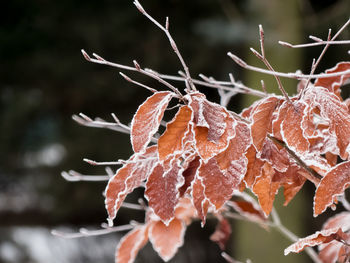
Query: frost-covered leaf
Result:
<box><xmin>242</xmin><ymin>145</ymin><xmax>264</xmax><ymax>189</ymax></box>
<box><xmin>131</xmin><ymin>91</ymin><xmax>173</xmax><ymax>153</ymax></box>
<box><xmin>191</xmin><ymin>175</ymin><xmax>210</xmax><ymax>225</ymax></box>
<box><xmin>187</xmin><ymin>92</ymin><xmax>236</xmax><ymax>161</ymax></box>
<box><xmin>145</xmin><ymin>160</ymin><xmax>185</xmax><ymax>225</ymax></box>
<box><xmin>158</xmin><ymin>105</ymin><xmax>193</xmax><ymax>161</ymax></box>
<box><xmin>251</xmin><ymin>96</ymin><xmax>281</xmax><ymax>151</ymax></box>
<box><xmin>199</xmin><ymin>158</ymin><xmax>235</xmax><ymax>210</ymax></box>
<box><xmin>303</xmin><ymin>86</ymin><xmax>350</xmax><ymax>159</ymax></box>
<box><xmin>229</xmin><ymin>191</ymin><xmax>266</xmax><ymax>223</ymax></box>
<box><xmin>105</xmin><ymin>146</ymin><xmax>158</xmax><ymax>223</ymax></box>
<box><xmin>210</xmin><ymin>217</ymin><xmax>232</xmax><ymax>250</ymax></box>
<box><xmin>115</xmin><ymin>225</ymin><xmax>148</xmax><ymax>263</ymax></box>
<box><xmin>284</xmin><ymin>228</ymin><xmax>346</xmax><ymax>255</ymax></box>
<box><xmin>179</xmin><ymin>156</ymin><xmax>200</xmax><ymax>196</ymax></box>
<box><xmin>278</xmin><ymin>165</ymin><xmax>307</xmax><ymax>206</ymax></box>
<box><xmin>259</xmin><ymin>138</ymin><xmax>290</xmax><ymax>173</ymax></box>
<box><xmin>323</xmin><ymin>212</ymin><xmax>350</xmax><ymax>232</ymax></box>
<box><xmin>148</xmin><ymin>218</ymin><xmax>185</xmax><ymax>262</ymax></box>
<box><xmin>279</xmin><ymin>100</ymin><xmax>309</xmax><ymax>154</ymax></box>
<box><xmin>314</xmin><ymin>62</ymin><xmax>350</xmax><ymax>99</ymax></box>
<box><xmin>314</xmin><ymin>160</ymin><xmax>350</xmax><ymax>216</ymax></box>
<box><xmin>174</xmin><ymin>197</ymin><xmax>197</xmax><ymax>225</ymax></box>
<box><xmin>252</xmin><ymin>162</ymin><xmax>280</xmax><ymax>216</ymax></box>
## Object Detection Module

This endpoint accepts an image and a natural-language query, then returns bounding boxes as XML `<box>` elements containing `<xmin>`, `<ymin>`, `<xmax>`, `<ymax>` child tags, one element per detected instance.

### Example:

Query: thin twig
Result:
<box><xmin>83</xmin><ymin>158</ymin><xmax>123</xmax><ymax>166</ymax></box>
<box><xmin>279</xmin><ymin>39</ymin><xmax>350</xmax><ymax>48</ymax></box>
<box><xmin>61</xmin><ymin>171</ymin><xmax>110</xmax><ymax>182</ymax></box>
<box><xmin>133</xmin><ymin>0</ymin><xmax>196</xmax><ymax>92</ymax></box>
<box><xmin>339</xmin><ymin>195</ymin><xmax>350</xmax><ymax>211</ymax></box>
<box><xmin>267</xmin><ymin>134</ymin><xmax>322</xmax><ymax>185</ymax></box>
<box><xmin>119</xmin><ymin>72</ymin><xmax>157</xmax><ymax>93</ymax></box>
<box><xmin>227</xmin><ymin>52</ymin><xmax>350</xmax><ymax>80</ymax></box>
<box><xmin>249</xmin><ymin>25</ymin><xmax>290</xmax><ymax>102</ymax></box>
<box><xmin>51</xmin><ymin>224</ymin><xmax>134</xmax><ymax>239</ymax></box>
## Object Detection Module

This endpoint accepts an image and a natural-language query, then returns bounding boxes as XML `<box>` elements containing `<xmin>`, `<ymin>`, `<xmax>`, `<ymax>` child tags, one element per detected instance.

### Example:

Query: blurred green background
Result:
<box><xmin>1</xmin><ymin>0</ymin><xmax>349</xmax><ymax>262</ymax></box>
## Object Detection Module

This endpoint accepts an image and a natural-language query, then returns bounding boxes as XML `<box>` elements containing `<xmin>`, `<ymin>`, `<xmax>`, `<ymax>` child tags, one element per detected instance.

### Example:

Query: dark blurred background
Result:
<box><xmin>1</xmin><ymin>0</ymin><xmax>349</xmax><ymax>262</ymax></box>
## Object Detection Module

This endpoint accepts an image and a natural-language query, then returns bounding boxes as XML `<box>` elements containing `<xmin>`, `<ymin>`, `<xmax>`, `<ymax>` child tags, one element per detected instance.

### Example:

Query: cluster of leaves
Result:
<box><xmin>60</xmin><ymin>2</ymin><xmax>350</xmax><ymax>262</ymax></box>
<box><xmin>103</xmin><ymin>61</ymin><xmax>350</xmax><ymax>262</ymax></box>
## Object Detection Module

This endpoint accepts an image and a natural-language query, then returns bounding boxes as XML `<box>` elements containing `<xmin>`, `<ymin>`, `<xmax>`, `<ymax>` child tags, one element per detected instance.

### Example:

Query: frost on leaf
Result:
<box><xmin>284</xmin><ymin>228</ymin><xmax>346</xmax><ymax>256</ymax></box>
<box><xmin>319</xmin><ymin>212</ymin><xmax>350</xmax><ymax>263</ymax></box>
<box><xmin>148</xmin><ymin>218</ymin><xmax>185</xmax><ymax>262</ymax></box>
<box><xmin>191</xmin><ymin>175</ymin><xmax>210</xmax><ymax>225</ymax></box>
<box><xmin>229</xmin><ymin>191</ymin><xmax>266</xmax><ymax>223</ymax></box>
<box><xmin>145</xmin><ymin>160</ymin><xmax>185</xmax><ymax>225</ymax></box>
<box><xmin>158</xmin><ymin>105</ymin><xmax>193</xmax><ymax>161</ymax></box>
<box><xmin>131</xmin><ymin>91</ymin><xmax>173</xmax><ymax>153</ymax></box>
<box><xmin>199</xmin><ymin>158</ymin><xmax>236</xmax><ymax>211</ymax></box>
<box><xmin>314</xmin><ymin>160</ymin><xmax>350</xmax><ymax>216</ymax></box>
<box><xmin>303</xmin><ymin>86</ymin><xmax>350</xmax><ymax>159</ymax></box>
<box><xmin>188</xmin><ymin>92</ymin><xmax>236</xmax><ymax>161</ymax></box>
<box><xmin>210</xmin><ymin>217</ymin><xmax>232</xmax><ymax>250</ymax></box>
<box><xmin>259</xmin><ymin>138</ymin><xmax>290</xmax><ymax>173</ymax></box>
<box><xmin>314</xmin><ymin>62</ymin><xmax>350</xmax><ymax>99</ymax></box>
<box><xmin>115</xmin><ymin>225</ymin><xmax>148</xmax><ymax>263</ymax></box>
<box><xmin>251</xmin><ymin>96</ymin><xmax>281</xmax><ymax>151</ymax></box>
<box><xmin>278</xmin><ymin>100</ymin><xmax>309</xmax><ymax>154</ymax></box>
<box><xmin>252</xmin><ymin>162</ymin><xmax>280</xmax><ymax>216</ymax></box>
<box><xmin>105</xmin><ymin>146</ymin><xmax>157</xmax><ymax>223</ymax></box>
<box><xmin>179</xmin><ymin>156</ymin><xmax>200</xmax><ymax>196</ymax></box>
<box><xmin>242</xmin><ymin>145</ymin><xmax>264</xmax><ymax>189</ymax></box>
<box><xmin>174</xmin><ymin>197</ymin><xmax>197</xmax><ymax>225</ymax></box>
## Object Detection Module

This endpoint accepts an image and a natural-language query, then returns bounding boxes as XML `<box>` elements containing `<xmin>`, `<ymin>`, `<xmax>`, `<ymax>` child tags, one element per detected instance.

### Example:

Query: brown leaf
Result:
<box><xmin>191</xmin><ymin>176</ymin><xmax>210</xmax><ymax>225</ymax></box>
<box><xmin>284</xmin><ymin>228</ymin><xmax>346</xmax><ymax>255</ymax></box>
<box><xmin>259</xmin><ymin>138</ymin><xmax>290</xmax><ymax>173</ymax></box>
<box><xmin>210</xmin><ymin>217</ymin><xmax>232</xmax><ymax>250</ymax></box>
<box><xmin>251</xmin><ymin>96</ymin><xmax>281</xmax><ymax>151</ymax></box>
<box><xmin>105</xmin><ymin>146</ymin><xmax>158</xmax><ymax>223</ymax></box>
<box><xmin>148</xmin><ymin>218</ymin><xmax>185</xmax><ymax>262</ymax></box>
<box><xmin>252</xmin><ymin>162</ymin><xmax>280</xmax><ymax>216</ymax></box>
<box><xmin>303</xmin><ymin>86</ymin><xmax>350</xmax><ymax>159</ymax></box>
<box><xmin>115</xmin><ymin>225</ymin><xmax>148</xmax><ymax>263</ymax></box>
<box><xmin>242</xmin><ymin>145</ymin><xmax>264</xmax><ymax>189</ymax></box>
<box><xmin>314</xmin><ymin>62</ymin><xmax>350</xmax><ymax>99</ymax></box>
<box><xmin>131</xmin><ymin>91</ymin><xmax>173</xmax><ymax>153</ymax></box>
<box><xmin>145</xmin><ymin>160</ymin><xmax>185</xmax><ymax>225</ymax></box>
<box><xmin>314</xmin><ymin>160</ymin><xmax>350</xmax><ymax>216</ymax></box>
<box><xmin>187</xmin><ymin>92</ymin><xmax>236</xmax><ymax>161</ymax></box>
<box><xmin>279</xmin><ymin>100</ymin><xmax>310</xmax><ymax>154</ymax></box>
<box><xmin>174</xmin><ymin>197</ymin><xmax>197</xmax><ymax>225</ymax></box>
<box><xmin>158</xmin><ymin>105</ymin><xmax>193</xmax><ymax>161</ymax></box>
<box><xmin>199</xmin><ymin>158</ymin><xmax>236</xmax><ymax>210</ymax></box>
<box><xmin>179</xmin><ymin>156</ymin><xmax>200</xmax><ymax>196</ymax></box>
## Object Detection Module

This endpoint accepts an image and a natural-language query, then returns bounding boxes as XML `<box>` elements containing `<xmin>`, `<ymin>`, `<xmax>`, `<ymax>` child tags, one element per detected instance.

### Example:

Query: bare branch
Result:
<box><xmin>51</xmin><ymin>224</ymin><xmax>134</xmax><ymax>239</ymax></box>
<box><xmin>279</xmin><ymin>39</ymin><xmax>350</xmax><ymax>48</ymax></box>
<box><xmin>119</xmin><ymin>72</ymin><xmax>157</xmax><ymax>93</ymax></box>
<box><xmin>61</xmin><ymin>170</ymin><xmax>110</xmax><ymax>182</ymax></box>
<box><xmin>133</xmin><ymin>0</ymin><xmax>196</xmax><ymax>92</ymax></box>
<box><xmin>83</xmin><ymin>158</ymin><xmax>123</xmax><ymax>166</ymax></box>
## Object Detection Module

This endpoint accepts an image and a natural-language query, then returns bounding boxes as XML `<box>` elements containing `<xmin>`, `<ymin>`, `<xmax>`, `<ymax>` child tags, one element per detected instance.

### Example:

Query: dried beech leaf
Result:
<box><xmin>323</xmin><ymin>211</ymin><xmax>350</xmax><ymax>231</ymax></box>
<box><xmin>242</xmin><ymin>145</ymin><xmax>264</xmax><ymax>189</ymax></box>
<box><xmin>148</xmin><ymin>218</ymin><xmax>185</xmax><ymax>262</ymax></box>
<box><xmin>115</xmin><ymin>225</ymin><xmax>148</xmax><ymax>263</ymax></box>
<box><xmin>251</xmin><ymin>96</ymin><xmax>281</xmax><ymax>151</ymax></box>
<box><xmin>131</xmin><ymin>91</ymin><xmax>173</xmax><ymax>153</ymax></box>
<box><xmin>314</xmin><ymin>62</ymin><xmax>350</xmax><ymax>99</ymax></box>
<box><xmin>105</xmin><ymin>146</ymin><xmax>157</xmax><ymax>223</ymax></box>
<box><xmin>281</xmin><ymin>166</ymin><xmax>307</xmax><ymax>206</ymax></box>
<box><xmin>314</xmin><ymin>160</ymin><xmax>350</xmax><ymax>216</ymax></box>
<box><xmin>174</xmin><ymin>197</ymin><xmax>197</xmax><ymax>225</ymax></box>
<box><xmin>303</xmin><ymin>86</ymin><xmax>350</xmax><ymax>159</ymax></box>
<box><xmin>191</xmin><ymin>175</ymin><xmax>210</xmax><ymax>225</ymax></box>
<box><xmin>284</xmin><ymin>228</ymin><xmax>345</xmax><ymax>255</ymax></box>
<box><xmin>199</xmin><ymin>158</ymin><xmax>235</xmax><ymax>210</ymax></box>
<box><xmin>229</xmin><ymin>191</ymin><xmax>266</xmax><ymax>222</ymax></box>
<box><xmin>210</xmin><ymin>217</ymin><xmax>232</xmax><ymax>250</ymax></box>
<box><xmin>259</xmin><ymin>138</ymin><xmax>290</xmax><ymax>173</ymax></box>
<box><xmin>280</xmin><ymin>101</ymin><xmax>309</xmax><ymax>154</ymax></box>
<box><xmin>252</xmin><ymin>163</ymin><xmax>280</xmax><ymax>216</ymax></box>
<box><xmin>145</xmin><ymin>161</ymin><xmax>184</xmax><ymax>225</ymax></box>
<box><xmin>179</xmin><ymin>156</ymin><xmax>200</xmax><ymax>196</ymax></box>
<box><xmin>187</xmin><ymin>92</ymin><xmax>236</xmax><ymax>161</ymax></box>
<box><xmin>158</xmin><ymin>105</ymin><xmax>193</xmax><ymax>161</ymax></box>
